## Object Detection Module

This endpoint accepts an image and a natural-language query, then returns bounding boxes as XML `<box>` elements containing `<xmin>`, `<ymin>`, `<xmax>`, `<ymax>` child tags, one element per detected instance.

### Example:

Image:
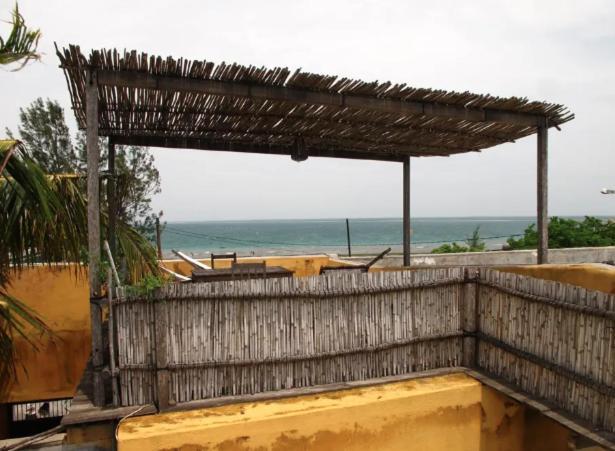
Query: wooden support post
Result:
<box><xmin>537</xmin><ymin>119</ymin><xmax>549</xmax><ymax>264</ymax></box>
<box><xmin>462</xmin><ymin>268</ymin><xmax>479</xmax><ymax>368</ymax></box>
<box><xmin>345</xmin><ymin>218</ymin><xmax>352</xmax><ymax>257</ymax></box>
<box><xmin>155</xmin><ymin>301</ymin><xmax>170</xmax><ymax>410</ymax></box>
<box><xmin>86</xmin><ymin>69</ymin><xmax>105</xmax><ymax>407</ymax></box>
<box><xmin>155</xmin><ymin>217</ymin><xmax>163</xmax><ymax>259</ymax></box>
<box><xmin>402</xmin><ymin>156</ymin><xmax>411</xmax><ymax>266</ymax></box>
<box><xmin>107</xmin><ymin>141</ymin><xmax>117</xmax><ymax>258</ymax></box>
<box><xmin>86</xmin><ymin>69</ymin><xmax>101</xmax><ymax>297</ymax></box>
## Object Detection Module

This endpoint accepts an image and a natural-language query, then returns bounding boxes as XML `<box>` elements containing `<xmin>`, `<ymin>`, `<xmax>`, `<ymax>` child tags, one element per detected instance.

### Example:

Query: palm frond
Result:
<box><xmin>1</xmin><ymin>140</ymin><xmax>159</xmax><ymax>390</ymax></box>
<box><xmin>1</xmin><ymin>142</ymin><xmax>159</xmax><ymax>282</ymax></box>
<box><xmin>0</xmin><ymin>3</ymin><xmax>41</xmax><ymax>70</ymax></box>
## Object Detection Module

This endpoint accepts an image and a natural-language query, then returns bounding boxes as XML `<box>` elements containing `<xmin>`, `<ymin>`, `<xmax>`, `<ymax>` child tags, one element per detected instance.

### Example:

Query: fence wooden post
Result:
<box><xmin>155</xmin><ymin>300</ymin><xmax>170</xmax><ymax>410</ymax></box>
<box><xmin>462</xmin><ymin>267</ymin><xmax>479</xmax><ymax>368</ymax></box>
<box><xmin>155</xmin><ymin>217</ymin><xmax>163</xmax><ymax>259</ymax></box>
<box><xmin>90</xmin><ymin>299</ymin><xmax>105</xmax><ymax>407</ymax></box>
<box><xmin>107</xmin><ymin>268</ymin><xmax>120</xmax><ymax>406</ymax></box>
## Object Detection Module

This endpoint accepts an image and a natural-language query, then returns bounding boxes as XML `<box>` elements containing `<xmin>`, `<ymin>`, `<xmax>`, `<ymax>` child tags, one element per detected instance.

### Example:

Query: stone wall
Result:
<box><xmin>349</xmin><ymin>246</ymin><xmax>615</xmax><ymax>267</ymax></box>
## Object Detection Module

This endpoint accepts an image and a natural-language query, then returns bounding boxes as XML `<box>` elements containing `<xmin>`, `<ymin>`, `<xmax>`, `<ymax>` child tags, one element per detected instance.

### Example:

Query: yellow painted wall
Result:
<box><xmin>118</xmin><ymin>373</ymin><xmax>571</xmax><ymax>451</ymax></box>
<box><xmin>1</xmin><ymin>265</ymin><xmax>91</xmax><ymax>403</ymax></box>
<box><xmin>1</xmin><ymin>255</ymin><xmax>352</xmax><ymax>404</ymax></box>
<box><xmin>498</xmin><ymin>264</ymin><xmax>615</xmax><ymax>294</ymax></box>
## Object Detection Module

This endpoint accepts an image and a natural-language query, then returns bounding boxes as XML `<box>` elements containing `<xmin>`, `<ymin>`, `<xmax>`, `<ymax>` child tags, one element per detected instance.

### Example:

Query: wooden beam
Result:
<box><xmin>110</xmin><ymin>133</ymin><xmax>463</xmax><ymax>159</ymax></box>
<box><xmin>101</xmin><ymin>125</ymin><xmax>476</xmax><ymax>155</ymax></box>
<box><xmin>537</xmin><ymin>120</ymin><xmax>548</xmax><ymax>264</ymax></box>
<box><xmin>86</xmin><ymin>69</ymin><xmax>101</xmax><ymax>297</ymax></box>
<box><xmin>86</xmin><ymin>69</ymin><xmax>105</xmax><ymax>407</ymax></box>
<box><xmin>90</xmin><ymin>103</ymin><xmax>520</xmax><ymax>145</ymax></box>
<box><xmin>96</xmin><ymin>70</ymin><xmax>543</xmax><ymax>127</ymax></box>
<box><xmin>403</xmin><ymin>156</ymin><xmax>411</xmax><ymax>266</ymax></box>
<box><xmin>107</xmin><ymin>141</ymin><xmax>117</xmax><ymax>258</ymax></box>
<box><xmin>110</xmin><ymin>135</ymin><xmax>414</xmax><ymax>162</ymax></box>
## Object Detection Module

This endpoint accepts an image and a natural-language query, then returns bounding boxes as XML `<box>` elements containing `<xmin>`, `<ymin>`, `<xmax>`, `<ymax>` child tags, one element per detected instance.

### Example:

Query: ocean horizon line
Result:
<box><xmin>164</xmin><ymin>214</ymin><xmax>608</xmax><ymax>224</ymax></box>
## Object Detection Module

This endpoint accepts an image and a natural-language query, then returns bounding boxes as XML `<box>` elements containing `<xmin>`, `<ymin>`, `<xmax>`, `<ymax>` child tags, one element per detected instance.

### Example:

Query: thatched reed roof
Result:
<box><xmin>57</xmin><ymin>45</ymin><xmax>574</xmax><ymax>162</ymax></box>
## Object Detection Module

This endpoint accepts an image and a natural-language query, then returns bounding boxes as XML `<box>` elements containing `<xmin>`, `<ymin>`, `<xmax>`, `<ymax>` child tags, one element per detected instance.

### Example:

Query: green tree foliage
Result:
<box><xmin>507</xmin><ymin>216</ymin><xmax>615</xmax><ymax>250</ymax></box>
<box><xmin>431</xmin><ymin>242</ymin><xmax>470</xmax><ymax>254</ymax></box>
<box><xmin>0</xmin><ymin>3</ymin><xmax>41</xmax><ymax>69</ymax></box>
<box><xmin>115</xmin><ymin>146</ymin><xmax>161</xmax><ymax>240</ymax></box>
<box><xmin>465</xmin><ymin>226</ymin><xmax>486</xmax><ymax>252</ymax></box>
<box><xmin>8</xmin><ymin>98</ymin><xmax>162</xmax><ymax>236</ymax></box>
<box><xmin>431</xmin><ymin>226</ymin><xmax>486</xmax><ymax>254</ymax></box>
<box><xmin>8</xmin><ymin>98</ymin><xmax>76</xmax><ymax>173</ymax></box>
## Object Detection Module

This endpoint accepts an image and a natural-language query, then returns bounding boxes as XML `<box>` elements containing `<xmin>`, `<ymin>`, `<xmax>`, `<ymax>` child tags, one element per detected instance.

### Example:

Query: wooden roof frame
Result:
<box><xmin>57</xmin><ymin>46</ymin><xmax>569</xmax><ymax>319</ymax></box>
<box><xmin>101</xmin><ymin>69</ymin><xmax>553</xmax><ymax>162</ymax></box>
<box><xmin>57</xmin><ymin>45</ymin><xmax>573</xmax><ymax>163</ymax></box>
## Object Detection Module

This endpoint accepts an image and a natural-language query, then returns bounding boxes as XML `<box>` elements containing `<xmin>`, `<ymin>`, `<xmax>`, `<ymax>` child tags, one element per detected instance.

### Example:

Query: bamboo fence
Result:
<box><xmin>112</xmin><ymin>267</ymin><xmax>615</xmax><ymax>433</ymax></box>
<box><xmin>114</xmin><ymin>268</ymin><xmax>465</xmax><ymax>405</ymax></box>
<box><xmin>476</xmin><ymin>268</ymin><xmax>615</xmax><ymax>433</ymax></box>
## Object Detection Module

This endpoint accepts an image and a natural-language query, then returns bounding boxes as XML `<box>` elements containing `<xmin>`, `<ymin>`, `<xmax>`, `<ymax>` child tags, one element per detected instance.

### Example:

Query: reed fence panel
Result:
<box><xmin>114</xmin><ymin>268</ymin><xmax>465</xmax><ymax>405</ymax></box>
<box><xmin>476</xmin><ymin>268</ymin><xmax>615</xmax><ymax>433</ymax></box>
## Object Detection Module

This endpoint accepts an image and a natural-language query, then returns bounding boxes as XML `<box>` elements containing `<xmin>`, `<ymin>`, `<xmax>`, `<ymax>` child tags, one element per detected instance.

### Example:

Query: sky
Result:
<box><xmin>2</xmin><ymin>0</ymin><xmax>614</xmax><ymax>221</ymax></box>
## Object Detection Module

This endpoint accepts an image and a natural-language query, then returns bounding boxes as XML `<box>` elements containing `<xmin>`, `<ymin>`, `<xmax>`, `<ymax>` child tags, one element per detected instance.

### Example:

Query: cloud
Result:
<box><xmin>2</xmin><ymin>0</ymin><xmax>613</xmax><ymax>220</ymax></box>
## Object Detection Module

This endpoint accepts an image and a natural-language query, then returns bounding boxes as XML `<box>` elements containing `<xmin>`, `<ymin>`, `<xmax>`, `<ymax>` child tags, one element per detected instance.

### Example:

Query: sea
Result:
<box><xmin>160</xmin><ymin>216</ymin><xmax>548</xmax><ymax>258</ymax></box>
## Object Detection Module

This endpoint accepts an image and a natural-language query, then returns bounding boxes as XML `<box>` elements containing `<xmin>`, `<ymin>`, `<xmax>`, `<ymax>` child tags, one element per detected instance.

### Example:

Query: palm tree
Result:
<box><xmin>0</xmin><ymin>4</ymin><xmax>159</xmax><ymax>391</ymax></box>
<box><xmin>1</xmin><ymin>141</ymin><xmax>159</xmax><ymax>388</ymax></box>
<box><xmin>0</xmin><ymin>3</ymin><xmax>41</xmax><ymax>69</ymax></box>
<box><xmin>1</xmin><ymin>4</ymin><xmax>46</xmax><ymax>388</ymax></box>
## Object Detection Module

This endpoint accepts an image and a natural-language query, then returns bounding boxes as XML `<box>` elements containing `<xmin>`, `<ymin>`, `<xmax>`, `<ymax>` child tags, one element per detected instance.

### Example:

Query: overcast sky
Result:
<box><xmin>2</xmin><ymin>0</ymin><xmax>614</xmax><ymax>221</ymax></box>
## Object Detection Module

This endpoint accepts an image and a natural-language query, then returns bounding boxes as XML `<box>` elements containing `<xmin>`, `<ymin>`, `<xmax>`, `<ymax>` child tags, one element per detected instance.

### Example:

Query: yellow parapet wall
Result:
<box><xmin>1</xmin><ymin>265</ymin><xmax>91</xmax><ymax>403</ymax></box>
<box><xmin>117</xmin><ymin>373</ymin><xmax>570</xmax><ymax>451</ymax></box>
<box><xmin>6</xmin><ymin>258</ymin><xmax>611</xmax><ymax>412</ymax></box>
<box><xmin>1</xmin><ymin>255</ymin><xmax>351</xmax><ymax>404</ymax></box>
<box><xmin>498</xmin><ymin>263</ymin><xmax>615</xmax><ymax>294</ymax></box>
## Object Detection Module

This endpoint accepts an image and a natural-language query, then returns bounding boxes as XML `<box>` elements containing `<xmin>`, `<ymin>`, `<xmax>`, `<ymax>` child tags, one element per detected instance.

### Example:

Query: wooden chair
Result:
<box><xmin>210</xmin><ymin>252</ymin><xmax>237</xmax><ymax>269</ymax></box>
<box><xmin>319</xmin><ymin>248</ymin><xmax>391</xmax><ymax>275</ymax></box>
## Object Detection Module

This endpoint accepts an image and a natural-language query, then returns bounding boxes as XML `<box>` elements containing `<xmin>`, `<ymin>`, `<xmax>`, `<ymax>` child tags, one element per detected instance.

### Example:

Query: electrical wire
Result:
<box><xmin>164</xmin><ymin>226</ymin><xmax>523</xmax><ymax>248</ymax></box>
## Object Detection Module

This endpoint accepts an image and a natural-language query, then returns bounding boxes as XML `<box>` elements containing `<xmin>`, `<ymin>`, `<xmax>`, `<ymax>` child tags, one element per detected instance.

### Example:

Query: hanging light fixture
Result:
<box><xmin>291</xmin><ymin>136</ymin><xmax>308</xmax><ymax>162</ymax></box>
